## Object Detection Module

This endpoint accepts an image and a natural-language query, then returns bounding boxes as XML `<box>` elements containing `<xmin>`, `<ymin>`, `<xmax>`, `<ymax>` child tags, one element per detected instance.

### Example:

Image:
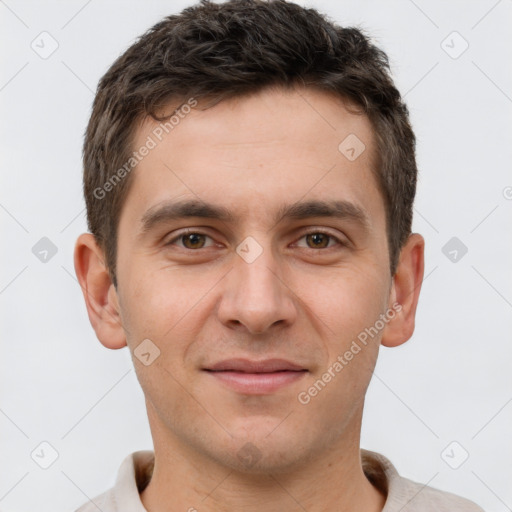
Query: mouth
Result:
<box><xmin>203</xmin><ymin>358</ymin><xmax>308</xmax><ymax>395</ymax></box>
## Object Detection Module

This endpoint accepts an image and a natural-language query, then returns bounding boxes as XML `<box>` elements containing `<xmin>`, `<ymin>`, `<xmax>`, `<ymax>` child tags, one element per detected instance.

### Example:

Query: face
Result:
<box><xmin>112</xmin><ymin>86</ymin><xmax>396</xmax><ymax>472</ymax></box>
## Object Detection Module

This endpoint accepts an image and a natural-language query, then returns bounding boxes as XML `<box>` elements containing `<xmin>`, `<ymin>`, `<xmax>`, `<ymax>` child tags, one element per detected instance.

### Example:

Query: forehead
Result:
<box><xmin>123</xmin><ymin>86</ymin><xmax>383</xmax><ymax>228</ymax></box>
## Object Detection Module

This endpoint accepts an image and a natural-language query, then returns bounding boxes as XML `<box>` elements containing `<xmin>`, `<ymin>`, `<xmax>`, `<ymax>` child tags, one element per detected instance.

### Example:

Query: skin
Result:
<box><xmin>75</xmin><ymin>85</ymin><xmax>424</xmax><ymax>512</ymax></box>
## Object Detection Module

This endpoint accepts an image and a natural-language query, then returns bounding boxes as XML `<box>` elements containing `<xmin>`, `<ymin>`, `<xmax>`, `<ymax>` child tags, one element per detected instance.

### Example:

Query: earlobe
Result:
<box><xmin>381</xmin><ymin>233</ymin><xmax>425</xmax><ymax>348</ymax></box>
<box><xmin>74</xmin><ymin>233</ymin><xmax>127</xmax><ymax>350</ymax></box>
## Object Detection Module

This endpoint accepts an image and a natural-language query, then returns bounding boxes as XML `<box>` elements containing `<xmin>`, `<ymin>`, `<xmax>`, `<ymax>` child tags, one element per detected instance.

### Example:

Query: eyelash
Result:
<box><xmin>165</xmin><ymin>228</ymin><xmax>346</xmax><ymax>250</ymax></box>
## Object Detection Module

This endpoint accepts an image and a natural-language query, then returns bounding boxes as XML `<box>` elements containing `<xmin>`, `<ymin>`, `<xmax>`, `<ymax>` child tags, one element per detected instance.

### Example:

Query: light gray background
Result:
<box><xmin>1</xmin><ymin>1</ymin><xmax>511</xmax><ymax>511</ymax></box>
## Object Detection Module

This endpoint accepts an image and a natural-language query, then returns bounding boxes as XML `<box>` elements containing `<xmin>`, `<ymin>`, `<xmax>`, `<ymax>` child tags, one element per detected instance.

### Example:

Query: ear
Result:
<box><xmin>381</xmin><ymin>233</ymin><xmax>425</xmax><ymax>348</ymax></box>
<box><xmin>74</xmin><ymin>233</ymin><xmax>127</xmax><ymax>349</ymax></box>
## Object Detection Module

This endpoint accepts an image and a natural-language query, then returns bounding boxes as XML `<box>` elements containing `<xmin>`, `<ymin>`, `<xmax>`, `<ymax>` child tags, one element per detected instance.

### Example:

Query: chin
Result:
<box><xmin>219</xmin><ymin>442</ymin><xmax>305</xmax><ymax>475</ymax></box>
<box><xmin>203</xmin><ymin>425</ymin><xmax>315</xmax><ymax>475</ymax></box>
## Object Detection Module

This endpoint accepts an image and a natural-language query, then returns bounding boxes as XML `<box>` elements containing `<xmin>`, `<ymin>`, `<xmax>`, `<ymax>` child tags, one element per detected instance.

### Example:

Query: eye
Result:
<box><xmin>165</xmin><ymin>229</ymin><xmax>346</xmax><ymax>251</ymax></box>
<box><xmin>166</xmin><ymin>230</ymin><xmax>216</xmax><ymax>250</ymax></box>
<box><xmin>295</xmin><ymin>230</ymin><xmax>344</xmax><ymax>249</ymax></box>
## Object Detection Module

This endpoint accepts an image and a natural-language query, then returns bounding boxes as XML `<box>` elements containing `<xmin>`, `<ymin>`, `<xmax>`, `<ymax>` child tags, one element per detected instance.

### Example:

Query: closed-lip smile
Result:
<box><xmin>203</xmin><ymin>358</ymin><xmax>308</xmax><ymax>394</ymax></box>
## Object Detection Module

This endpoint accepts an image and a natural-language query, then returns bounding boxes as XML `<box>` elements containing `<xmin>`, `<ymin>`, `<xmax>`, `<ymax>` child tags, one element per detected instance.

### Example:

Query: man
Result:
<box><xmin>74</xmin><ymin>0</ymin><xmax>484</xmax><ymax>510</ymax></box>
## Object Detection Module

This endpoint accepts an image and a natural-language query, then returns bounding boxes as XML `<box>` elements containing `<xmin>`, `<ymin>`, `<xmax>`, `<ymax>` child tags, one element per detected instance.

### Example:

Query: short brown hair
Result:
<box><xmin>83</xmin><ymin>0</ymin><xmax>417</xmax><ymax>287</ymax></box>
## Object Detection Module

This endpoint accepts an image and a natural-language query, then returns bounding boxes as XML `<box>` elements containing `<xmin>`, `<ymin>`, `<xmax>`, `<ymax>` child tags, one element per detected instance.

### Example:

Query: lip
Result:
<box><xmin>203</xmin><ymin>358</ymin><xmax>308</xmax><ymax>395</ymax></box>
<box><xmin>206</xmin><ymin>358</ymin><xmax>306</xmax><ymax>373</ymax></box>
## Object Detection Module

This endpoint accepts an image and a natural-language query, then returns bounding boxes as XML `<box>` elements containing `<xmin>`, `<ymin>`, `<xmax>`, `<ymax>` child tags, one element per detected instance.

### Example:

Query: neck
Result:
<box><xmin>140</xmin><ymin>408</ymin><xmax>386</xmax><ymax>512</ymax></box>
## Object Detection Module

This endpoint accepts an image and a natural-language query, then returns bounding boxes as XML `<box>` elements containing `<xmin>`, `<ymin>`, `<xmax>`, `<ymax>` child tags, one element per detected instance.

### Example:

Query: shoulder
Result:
<box><xmin>74</xmin><ymin>450</ymin><xmax>154</xmax><ymax>512</ymax></box>
<box><xmin>75</xmin><ymin>488</ymin><xmax>117</xmax><ymax>512</ymax></box>
<box><xmin>361</xmin><ymin>449</ymin><xmax>485</xmax><ymax>512</ymax></box>
<box><xmin>392</xmin><ymin>474</ymin><xmax>485</xmax><ymax>512</ymax></box>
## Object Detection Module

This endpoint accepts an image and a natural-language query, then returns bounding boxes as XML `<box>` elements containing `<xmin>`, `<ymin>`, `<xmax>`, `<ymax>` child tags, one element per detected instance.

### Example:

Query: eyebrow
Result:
<box><xmin>139</xmin><ymin>198</ymin><xmax>370</xmax><ymax>234</ymax></box>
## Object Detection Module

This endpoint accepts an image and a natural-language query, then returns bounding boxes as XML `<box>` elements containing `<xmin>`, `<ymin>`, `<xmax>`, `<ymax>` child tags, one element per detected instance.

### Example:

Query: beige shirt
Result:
<box><xmin>76</xmin><ymin>449</ymin><xmax>484</xmax><ymax>511</ymax></box>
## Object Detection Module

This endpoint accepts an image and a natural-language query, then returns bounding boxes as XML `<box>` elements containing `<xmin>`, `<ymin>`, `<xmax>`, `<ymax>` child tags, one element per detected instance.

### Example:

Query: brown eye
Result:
<box><xmin>165</xmin><ymin>230</ymin><xmax>217</xmax><ymax>250</ymax></box>
<box><xmin>305</xmin><ymin>232</ymin><xmax>331</xmax><ymax>248</ymax></box>
<box><xmin>181</xmin><ymin>233</ymin><xmax>207</xmax><ymax>249</ymax></box>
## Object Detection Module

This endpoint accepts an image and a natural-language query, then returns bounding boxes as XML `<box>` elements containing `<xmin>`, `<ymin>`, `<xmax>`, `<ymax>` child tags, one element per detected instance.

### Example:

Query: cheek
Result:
<box><xmin>315</xmin><ymin>268</ymin><xmax>388</xmax><ymax>395</ymax></box>
<box><xmin>118</xmin><ymin>270</ymin><xmax>203</xmax><ymax>416</ymax></box>
<box><xmin>120</xmin><ymin>266</ymin><xmax>191</xmax><ymax>335</ymax></box>
<box><xmin>119</xmin><ymin>266</ymin><xmax>223</xmax><ymax>372</ymax></box>
<box><xmin>307</xmin><ymin>264</ymin><xmax>390</xmax><ymax>344</ymax></box>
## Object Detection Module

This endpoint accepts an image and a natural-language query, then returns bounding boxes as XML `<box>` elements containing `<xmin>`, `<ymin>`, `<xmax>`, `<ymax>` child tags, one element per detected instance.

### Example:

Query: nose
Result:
<box><xmin>216</xmin><ymin>244</ymin><xmax>298</xmax><ymax>335</ymax></box>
